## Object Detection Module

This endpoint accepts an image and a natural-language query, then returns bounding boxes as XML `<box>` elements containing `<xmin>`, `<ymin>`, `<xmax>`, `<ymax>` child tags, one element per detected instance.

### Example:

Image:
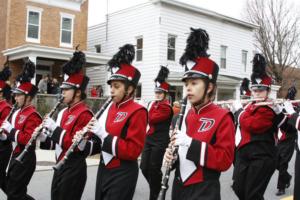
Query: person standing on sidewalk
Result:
<box><xmin>0</xmin><ymin>65</ymin><xmax>12</xmax><ymax>192</ymax></box>
<box><xmin>0</xmin><ymin>59</ymin><xmax>42</xmax><ymax>200</ymax></box>
<box><xmin>140</xmin><ymin>66</ymin><xmax>173</xmax><ymax>200</ymax></box>
<box><xmin>39</xmin><ymin>49</ymin><xmax>93</xmax><ymax>200</ymax></box>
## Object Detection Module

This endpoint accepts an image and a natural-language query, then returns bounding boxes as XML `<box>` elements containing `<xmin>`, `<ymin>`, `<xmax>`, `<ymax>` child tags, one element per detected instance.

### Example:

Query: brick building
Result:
<box><xmin>0</xmin><ymin>0</ymin><xmax>109</xmax><ymax>87</ymax></box>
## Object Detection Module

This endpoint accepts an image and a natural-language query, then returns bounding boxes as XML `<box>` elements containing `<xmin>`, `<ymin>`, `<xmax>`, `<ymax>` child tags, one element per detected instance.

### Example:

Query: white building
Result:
<box><xmin>87</xmin><ymin>0</ymin><xmax>258</xmax><ymax>101</ymax></box>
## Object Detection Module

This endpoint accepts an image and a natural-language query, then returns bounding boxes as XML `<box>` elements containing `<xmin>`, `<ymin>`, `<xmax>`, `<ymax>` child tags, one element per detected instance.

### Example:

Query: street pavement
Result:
<box><xmin>0</xmin><ymin>152</ymin><xmax>296</xmax><ymax>200</ymax></box>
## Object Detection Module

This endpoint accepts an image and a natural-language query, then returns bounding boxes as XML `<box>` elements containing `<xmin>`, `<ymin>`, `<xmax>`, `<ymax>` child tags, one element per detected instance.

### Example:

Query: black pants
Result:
<box><xmin>232</xmin><ymin>148</ymin><xmax>276</xmax><ymax>200</ymax></box>
<box><xmin>172</xmin><ymin>177</ymin><xmax>221</xmax><ymax>200</ymax></box>
<box><xmin>276</xmin><ymin>139</ymin><xmax>294</xmax><ymax>190</ymax></box>
<box><xmin>140</xmin><ymin>145</ymin><xmax>165</xmax><ymax>200</ymax></box>
<box><xmin>295</xmin><ymin>151</ymin><xmax>300</xmax><ymax>200</ymax></box>
<box><xmin>0</xmin><ymin>143</ymin><xmax>12</xmax><ymax>191</ymax></box>
<box><xmin>51</xmin><ymin>157</ymin><xmax>87</xmax><ymax>200</ymax></box>
<box><xmin>95</xmin><ymin>160</ymin><xmax>138</xmax><ymax>200</ymax></box>
<box><xmin>5</xmin><ymin>152</ymin><xmax>36</xmax><ymax>200</ymax></box>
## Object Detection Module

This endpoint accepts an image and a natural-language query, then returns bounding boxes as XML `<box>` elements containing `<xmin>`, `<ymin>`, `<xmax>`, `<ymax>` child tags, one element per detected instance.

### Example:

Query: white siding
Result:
<box><xmin>87</xmin><ymin>1</ymin><xmax>256</xmax><ymax>100</ymax></box>
<box><xmin>159</xmin><ymin>4</ymin><xmax>255</xmax><ymax>79</ymax></box>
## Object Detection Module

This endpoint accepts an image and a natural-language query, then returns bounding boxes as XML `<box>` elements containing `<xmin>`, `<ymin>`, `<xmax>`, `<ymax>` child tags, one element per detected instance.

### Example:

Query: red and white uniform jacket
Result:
<box><xmin>177</xmin><ymin>102</ymin><xmax>235</xmax><ymax>186</ymax></box>
<box><xmin>7</xmin><ymin>105</ymin><xmax>42</xmax><ymax>154</ymax></box>
<box><xmin>0</xmin><ymin>99</ymin><xmax>11</xmax><ymax>127</ymax></box>
<box><xmin>43</xmin><ymin>101</ymin><xmax>93</xmax><ymax>161</ymax></box>
<box><xmin>146</xmin><ymin>99</ymin><xmax>173</xmax><ymax>145</ymax></box>
<box><xmin>0</xmin><ymin>100</ymin><xmax>11</xmax><ymax>147</ymax></box>
<box><xmin>97</xmin><ymin>98</ymin><xmax>147</xmax><ymax>169</ymax></box>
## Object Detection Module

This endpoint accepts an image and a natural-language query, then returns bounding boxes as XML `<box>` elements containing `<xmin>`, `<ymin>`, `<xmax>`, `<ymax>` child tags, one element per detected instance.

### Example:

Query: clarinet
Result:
<box><xmin>157</xmin><ymin>97</ymin><xmax>188</xmax><ymax>200</ymax></box>
<box><xmin>53</xmin><ymin>97</ymin><xmax>112</xmax><ymax>171</ymax></box>
<box><xmin>0</xmin><ymin>103</ymin><xmax>18</xmax><ymax>134</ymax></box>
<box><xmin>15</xmin><ymin>95</ymin><xmax>64</xmax><ymax>164</ymax></box>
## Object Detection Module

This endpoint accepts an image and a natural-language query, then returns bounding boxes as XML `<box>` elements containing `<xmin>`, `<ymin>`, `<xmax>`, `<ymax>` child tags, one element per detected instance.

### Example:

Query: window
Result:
<box><xmin>136</xmin><ymin>37</ymin><xmax>143</xmax><ymax>61</ymax></box>
<box><xmin>220</xmin><ymin>45</ymin><xmax>227</xmax><ymax>69</ymax></box>
<box><xmin>60</xmin><ymin>13</ymin><xmax>74</xmax><ymax>47</ymax></box>
<box><xmin>167</xmin><ymin>34</ymin><xmax>176</xmax><ymax>61</ymax></box>
<box><xmin>95</xmin><ymin>44</ymin><xmax>101</xmax><ymax>53</ymax></box>
<box><xmin>26</xmin><ymin>7</ymin><xmax>43</xmax><ymax>43</ymax></box>
<box><xmin>242</xmin><ymin>50</ymin><xmax>248</xmax><ymax>72</ymax></box>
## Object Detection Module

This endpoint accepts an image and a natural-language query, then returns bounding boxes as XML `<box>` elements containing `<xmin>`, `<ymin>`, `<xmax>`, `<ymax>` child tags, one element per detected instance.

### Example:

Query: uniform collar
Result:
<box><xmin>192</xmin><ymin>101</ymin><xmax>213</xmax><ymax>115</ymax></box>
<box><xmin>115</xmin><ymin>97</ymin><xmax>134</xmax><ymax>109</ymax></box>
<box><xmin>0</xmin><ymin>99</ymin><xmax>6</xmax><ymax>104</ymax></box>
<box><xmin>68</xmin><ymin>101</ymin><xmax>85</xmax><ymax>112</ymax></box>
<box><xmin>20</xmin><ymin>104</ymin><xmax>33</xmax><ymax>112</ymax></box>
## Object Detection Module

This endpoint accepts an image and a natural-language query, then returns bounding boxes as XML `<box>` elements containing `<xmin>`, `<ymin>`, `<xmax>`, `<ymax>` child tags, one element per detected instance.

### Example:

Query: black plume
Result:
<box><xmin>108</xmin><ymin>44</ymin><xmax>135</xmax><ymax>73</ymax></box>
<box><xmin>251</xmin><ymin>53</ymin><xmax>267</xmax><ymax>81</ymax></box>
<box><xmin>286</xmin><ymin>85</ymin><xmax>297</xmax><ymax>100</ymax></box>
<box><xmin>0</xmin><ymin>66</ymin><xmax>11</xmax><ymax>81</ymax></box>
<box><xmin>62</xmin><ymin>50</ymin><xmax>86</xmax><ymax>76</ymax></box>
<box><xmin>180</xmin><ymin>28</ymin><xmax>210</xmax><ymax>69</ymax></box>
<box><xmin>155</xmin><ymin>66</ymin><xmax>169</xmax><ymax>84</ymax></box>
<box><xmin>16</xmin><ymin>59</ymin><xmax>35</xmax><ymax>83</ymax></box>
<box><xmin>240</xmin><ymin>78</ymin><xmax>250</xmax><ymax>95</ymax></box>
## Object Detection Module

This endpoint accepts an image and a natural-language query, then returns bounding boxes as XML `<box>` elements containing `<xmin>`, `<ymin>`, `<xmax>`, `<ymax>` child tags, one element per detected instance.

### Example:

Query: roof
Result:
<box><xmin>151</xmin><ymin>0</ymin><xmax>257</xmax><ymax>29</ymax></box>
<box><xmin>2</xmin><ymin>44</ymin><xmax>110</xmax><ymax>66</ymax></box>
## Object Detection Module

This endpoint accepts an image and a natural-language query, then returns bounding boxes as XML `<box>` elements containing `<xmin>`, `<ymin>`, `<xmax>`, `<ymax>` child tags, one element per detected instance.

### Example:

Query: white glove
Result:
<box><xmin>37</xmin><ymin>131</ymin><xmax>47</xmax><ymax>142</ymax></box>
<box><xmin>43</xmin><ymin>117</ymin><xmax>57</xmax><ymax>132</ymax></box>
<box><xmin>230</xmin><ymin>100</ymin><xmax>243</xmax><ymax>113</ymax></box>
<box><xmin>174</xmin><ymin>130</ymin><xmax>192</xmax><ymax>147</ymax></box>
<box><xmin>89</xmin><ymin>118</ymin><xmax>108</xmax><ymax>141</ymax></box>
<box><xmin>284</xmin><ymin>101</ymin><xmax>296</xmax><ymax>115</ymax></box>
<box><xmin>1</xmin><ymin>120</ymin><xmax>13</xmax><ymax>133</ymax></box>
<box><xmin>73</xmin><ymin>131</ymin><xmax>87</xmax><ymax>151</ymax></box>
<box><xmin>273</xmin><ymin>104</ymin><xmax>283</xmax><ymax>114</ymax></box>
<box><xmin>0</xmin><ymin>134</ymin><xmax>7</xmax><ymax>141</ymax></box>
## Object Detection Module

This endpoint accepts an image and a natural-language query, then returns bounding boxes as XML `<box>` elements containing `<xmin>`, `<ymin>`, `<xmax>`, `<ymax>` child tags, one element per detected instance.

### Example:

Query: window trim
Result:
<box><xmin>26</xmin><ymin>6</ymin><xmax>43</xmax><ymax>43</ymax></box>
<box><xmin>59</xmin><ymin>12</ymin><xmax>75</xmax><ymax>48</ymax></box>
<box><xmin>167</xmin><ymin>34</ymin><xmax>176</xmax><ymax>61</ymax></box>
<box><xmin>220</xmin><ymin>45</ymin><xmax>227</xmax><ymax>69</ymax></box>
<box><xmin>136</xmin><ymin>36</ymin><xmax>143</xmax><ymax>62</ymax></box>
<box><xmin>242</xmin><ymin>50</ymin><xmax>248</xmax><ymax>72</ymax></box>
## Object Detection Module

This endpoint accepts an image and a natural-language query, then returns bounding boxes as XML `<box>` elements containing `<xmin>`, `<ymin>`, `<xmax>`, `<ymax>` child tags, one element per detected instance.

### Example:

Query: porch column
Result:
<box><xmin>235</xmin><ymin>85</ymin><xmax>240</xmax><ymax>100</ymax></box>
<box><xmin>28</xmin><ymin>56</ymin><xmax>37</xmax><ymax>85</ymax></box>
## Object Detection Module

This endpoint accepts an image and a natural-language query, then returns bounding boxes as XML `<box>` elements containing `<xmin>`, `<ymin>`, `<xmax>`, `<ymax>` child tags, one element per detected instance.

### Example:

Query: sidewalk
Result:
<box><xmin>35</xmin><ymin>149</ymin><xmax>100</xmax><ymax>171</ymax></box>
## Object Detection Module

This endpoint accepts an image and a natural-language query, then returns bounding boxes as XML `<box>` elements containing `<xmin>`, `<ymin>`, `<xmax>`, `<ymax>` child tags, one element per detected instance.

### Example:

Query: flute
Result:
<box><xmin>215</xmin><ymin>98</ymin><xmax>264</xmax><ymax>105</ymax></box>
<box><xmin>255</xmin><ymin>99</ymin><xmax>300</xmax><ymax>106</ymax></box>
<box><xmin>53</xmin><ymin>97</ymin><xmax>113</xmax><ymax>171</ymax></box>
<box><xmin>15</xmin><ymin>95</ymin><xmax>64</xmax><ymax>164</ymax></box>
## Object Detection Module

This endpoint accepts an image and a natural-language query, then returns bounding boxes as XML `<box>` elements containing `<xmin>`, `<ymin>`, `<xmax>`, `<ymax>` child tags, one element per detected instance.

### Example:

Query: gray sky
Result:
<box><xmin>88</xmin><ymin>0</ymin><xmax>300</xmax><ymax>27</ymax></box>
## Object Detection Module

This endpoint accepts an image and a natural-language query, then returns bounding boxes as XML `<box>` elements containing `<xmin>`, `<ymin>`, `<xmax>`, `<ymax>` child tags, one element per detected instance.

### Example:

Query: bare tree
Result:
<box><xmin>245</xmin><ymin>0</ymin><xmax>300</xmax><ymax>89</ymax></box>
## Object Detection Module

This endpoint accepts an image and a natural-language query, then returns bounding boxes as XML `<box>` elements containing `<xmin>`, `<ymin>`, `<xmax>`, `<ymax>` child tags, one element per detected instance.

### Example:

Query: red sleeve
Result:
<box><xmin>62</xmin><ymin>111</ymin><xmax>93</xmax><ymax>150</ymax></box>
<box><xmin>16</xmin><ymin>113</ymin><xmax>42</xmax><ymax>145</ymax></box>
<box><xmin>102</xmin><ymin>108</ymin><xmax>147</xmax><ymax>161</ymax></box>
<box><xmin>149</xmin><ymin>103</ymin><xmax>172</xmax><ymax>124</ymax></box>
<box><xmin>240</xmin><ymin>106</ymin><xmax>275</xmax><ymax>134</ymax></box>
<box><xmin>187</xmin><ymin>113</ymin><xmax>235</xmax><ymax>171</ymax></box>
<box><xmin>0</xmin><ymin>107</ymin><xmax>11</xmax><ymax>125</ymax></box>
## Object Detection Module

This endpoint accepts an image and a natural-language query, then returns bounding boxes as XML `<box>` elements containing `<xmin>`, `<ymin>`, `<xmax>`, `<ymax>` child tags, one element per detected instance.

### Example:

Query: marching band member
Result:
<box><xmin>164</xmin><ymin>28</ymin><xmax>235</xmax><ymax>200</ymax></box>
<box><xmin>231</xmin><ymin>53</ymin><xmax>279</xmax><ymax>200</ymax></box>
<box><xmin>0</xmin><ymin>59</ymin><xmax>42</xmax><ymax>200</ymax></box>
<box><xmin>0</xmin><ymin>65</ymin><xmax>12</xmax><ymax>192</ymax></box>
<box><xmin>39</xmin><ymin>50</ymin><xmax>93</xmax><ymax>200</ymax></box>
<box><xmin>282</xmin><ymin>98</ymin><xmax>300</xmax><ymax>200</ymax></box>
<box><xmin>140</xmin><ymin>66</ymin><xmax>173</xmax><ymax>200</ymax></box>
<box><xmin>84</xmin><ymin>44</ymin><xmax>147</xmax><ymax>200</ymax></box>
<box><xmin>274</xmin><ymin>85</ymin><xmax>297</xmax><ymax>196</ymax></box>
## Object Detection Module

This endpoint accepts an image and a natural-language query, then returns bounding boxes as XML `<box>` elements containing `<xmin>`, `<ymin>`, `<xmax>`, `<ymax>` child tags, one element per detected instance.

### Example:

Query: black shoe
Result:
<box><xmin>276</xmin><ymin>189</ymin><xmax>285</xmax><ymax>196</ymax></box>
